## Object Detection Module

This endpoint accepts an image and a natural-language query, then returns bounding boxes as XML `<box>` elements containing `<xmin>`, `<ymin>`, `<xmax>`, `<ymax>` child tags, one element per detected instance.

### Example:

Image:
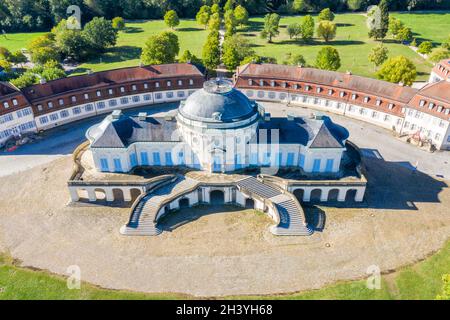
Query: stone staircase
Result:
<box><xmin>237</xmin><ymin>177</ymin><xmax>313</xmax><ymax>236</ymax></box>
<box><xmin>120</xmin><ymin>176</ymin><xmax>199</xmax><ymax>236</ymax></box>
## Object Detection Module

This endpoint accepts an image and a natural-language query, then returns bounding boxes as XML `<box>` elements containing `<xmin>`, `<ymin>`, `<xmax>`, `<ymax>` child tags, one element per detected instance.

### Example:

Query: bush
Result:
<box><xmin>112</xmin><ymin>17</ymin><xmax>125</xmax><ymax>30</ymax></box>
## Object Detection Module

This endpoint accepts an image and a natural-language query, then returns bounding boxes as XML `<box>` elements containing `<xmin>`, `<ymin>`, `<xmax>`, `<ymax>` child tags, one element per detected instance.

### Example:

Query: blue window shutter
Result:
<box><xmin>326</xmin><ymin>159</ymin><xmax>334</xmax><ymax>172</ymax></box>
<box><xmin>178</xmin><ymin>151</ymin><xmax>184</xmax><ymax>165</ymax></box>
<box><xmin>298</xmin><ymin>154</ymin><xmax>305</xmax><ymax>168</ymax></box>
<box><xmin>287</xmin><ymin>153</ymin><xmax>294</xmax><ymax>166</ymax></box>
<box><xmin>235</xmin><ymin>154</ymin><xmax>242</xmax><ymax>169</ymax></box>
<box><xmin>113</xmin><ymin>158</ymin><xmax>122</xmax><ymax>172</ymax></box>
<box><xmin>277</xmin><ymin>152</ymin><xmax>282</xmax><ymax>166</ymax></box>
<box><xmin>165</xmin><ymin>152</ymin><xmax>173</xmax><ymax>166</ymax></box>
<box><xmin>313</xmin><ymin>159</ymin><xmax>321</xmax><ymax>172</ymax></box>
<box><xmin>140</xmin><ymin>152</ymin><xmax>148</xmax><ymax>165</ymax></box>
<box><xmin>100</xmin><ymin>158</ymin><xmax>109</xmax><ymax>171</ymax></box>
<box><xmin>129</xmin><ymin>153</ymin><xmax>137</xmax><ymax>167</ymax></box>
<box><xmin>153</xmin><ymin>152</ymin><xmax>161</xmax><ymax>166</ymax></box>
<box><xmin>250</xmin><ymin>153</ymin><xmax>258</xmax><ymax>165</ymax></box>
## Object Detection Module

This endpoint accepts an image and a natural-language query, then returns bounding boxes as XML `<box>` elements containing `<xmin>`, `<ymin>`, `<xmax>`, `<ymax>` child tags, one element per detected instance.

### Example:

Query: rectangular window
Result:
<box><xmin>60</xmin><ymin>110</ymin><xmax>69</xmax><ymax>118</ymax></box>
<box><xmin>178</xmin><ymin>151</ymin><xmax>185</xmax><ymax>165</ymax></box>
<box><xmin>109</xmin><ymin>99</ymin><xmax>117</xmax><ymax>107</ymax></box>
<box><xmin>73</xmin><ymin>107</ymin><xmax>81</xmax><ymax>115</ymax></box>
<box><xmin>143</xmin><ymin>94</ymin><xmax>151</xmax><ymax>101</ymax></box>
<box><xmin>59</xmin><ymin>99</ymin><xmax>64</xmax><ymax>106</ymax></box>
<box><xmin>85</xmin><ymin>104</ymin><xmax>94</xmax><ymax>111</ymax></box>
<box><xmin>155</xmin><ymin>93</ymin><xmax>162</xmax><ymax>100</ymax></box>
<box><xmin>189</xmin><ymin>79</ymin><xmax>194</xmax><ymax>85</ymax></box>
<box><xmin>140</xmin><ymin>152</ymin><xmax>149</xmax><ymax>165</ymax></box>
<box><xmin>113</xmin><ymin>158</ymin><xmax>122</xmax><ymax>172</ymax></box>
<box><xmin>97</xmin><ymin>90</ymin><xmax>102</xmax><ymax>97</ymax></box>
<box><xmin>48</xmin><ymin>102</ymin><xmax>53</xmax><ymax>108</ymax></box>
<box><xmin>177</xmin><ymin>91</ymin><xmax>185</xmax><ymax>98</ymax></box>
<box><xmin>166</xmin><ymin>92</ymin><xmax>174</xmax><ymax>98</ymax></box>
<box><xmin>71</xmin><ymin>96</ymin><xmax>77</xmax><ymax>103</ymax></box>
<box><xmin>39</xmin><ymin>116</ymin><xmax>49</xmax><ymax>124</ymax></box>
<box><xmin>298</xmin><ymin>154</ymin><xmax>305</xmax><ymax>168</ymax></box>
<box><xmin>49</xmin><ymin>113</ymin><xmax>59</xmax><ymax>121</ymax></box>
<box><xmin>152</xmin><ymin>152</ymin><xmax>161</xmax><ymax>166</ymax></box>
<box><xmin>12</xmin><ymin>99</ymin><xmax>18</xmax><ymax>106</ymax></box>
<box><xmin>132</xmin><ymin>96</ymin><xmax>140</xmax><ymax>103</ymax></box>
<box><xmin>100</xmin><ymin>158</ymin><xmax>109</xmax><ymax>171</ymax></box>
<box><xmin>312</xmin><ymin>159</ymin><xmax>321</xmax><ymax>173</ymax></box>
<box><xmin>16</xmin><ymin>110</ymin><xmax>23</xmax><ymax>118</ymax></box>
<box><xmin>96</xmin><ymin>102</ymin><xmax>106</xmax><ymax>109</ymax></box>
<box><xmin>325</xmin><ymin>159</ymin><xmax>334</xmax><ymax>172</ymax></box>
<box><xmin>120</xmin><ymin>97</ymin><xmax>129</xmax><ymax>104</ymax></box>
<box><xmin>129</xmin><ymin>153</ymin><xmax>137</xmax><ymax>167</ymax></box>
<box><xmin>235</xmin><ymin>154</ymin><xmax>242</xmax><ymax>169</ymax></box>
<box><xmin>286</xmin><ymin>153</ymin><xmax>294</xmax><ymax>166</ymax></box>
<box><xmin>84</xmin><ymin>93</ymin><xmax>89</xmax><ymax>100</ymax></box>
<box><xmin>263</xmin><ymin>152</ymin><xmax>271</xmax><ymax>166</ymax></box>
<box><xmin>132</xmin><ymin>85</ymin><xmax>137</xmax><ymax>91</ymax></box>
<box><xmin>165</xmin><ymin>152</ymin><xmax>173</xmax><ymax>166</ymax></box>
<box><xmin>3</xmin><ymin>102</ymin><xmax>9</xmax><ymax>108</ymax></box>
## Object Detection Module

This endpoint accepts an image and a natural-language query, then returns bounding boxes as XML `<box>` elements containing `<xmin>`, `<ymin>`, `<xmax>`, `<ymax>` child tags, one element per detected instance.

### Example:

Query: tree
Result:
<box><xmin>224</xmin><ymin>0</ymin><xmax>235</xmax><ymax>11</ymax></box>
<box><xmin>164</xmin><ymin>10</ymin><xmax>180</xmax><ymax>30</ymax></box>
<box><xmin>368</xmin><ymin>44</ymin><xmax>389</xmax><ymax>70</ymax></box>
<box><xmin>39</xmin><ymin>61</ymin><xmax>66</xmax><ymax>81</ymax></box>
<box><xmin>347</xmin><ymin>0</ymin><xmax>365</xmax><ymax>11</ymax></box>
<box><xmin>418</xmin><ymin>41</ymin><xmax>433</xmax><ymax>55</ymax></box>
<box><xmin>396</xmin><ymin>27</ymin><xmax>413</xmax><ymax>43</ymax></box>
<box><xmin>196</xmin><ymin>5</ymin><xmax>211</xmax><ymax>29</ymax></box>
<box><xmin>368</xmin><ymin>0</ymin><xmax>389</xmax><ymax>40</ymax></box>
<box><xmin>317</xmin><ymin>21</ymin><xmax>337</xmax><ymax>42</ymax></box>
<box><xmin>318</xmin><ymin>8</ymin><xmax>335</xmax><ymax>22</ymax></box>
<box><xmin>10</xmin><ymin>72</ymin><xmax>38</xmax><ymax>89</ymax></box>
<box><xmin>283</xmin><ymin>53</ymin><xmax>306</xmax><ymax>66</ymax></box>
<box><xmin>442</xmin><ymin>34</ymin><xmax>450</xmax><ymax>49</ymax></box>
<box><xmin>179</xmin><ymin>50</ymin><xmax>202</xmax><ymax>65</ymax></box>
<box><xmin>388</xmin><ymin>17</ymin><xmax>404</xmax><ymax>38</ymax></box>
<box><xmin>112</xmin><ymin>17</ymin><xmax>125</xmax><ymax>30</ymax></box>
<box><xmin>301</xmin><ymin>15</ymin><xmax>315</xmax><ymax>42</ymax></box>
<box><xmin>211</xmin><ymin>3</ymin><xmax>220</xmax><ymax>15</ymax></box>
<box><xmin>234</xmin><ymin>5</ymin><xmax>248</xmax><ymax>28</ymax></box>
<box><xmin>428</xmin><ymin>47</ymin><xmax>450</xmax><ymax>63</ymax></box>
<box><xmin>0</xmin><ymin>59</ymin><xmax>12</xmax><ymax>73</ymax></box>
<box><xmin>224</xmin><ymin>9</ymin><xmax>236</xmax><ymax>36</ymax></box>
<box><xmin>209</xmin><ymin>12</ymin><xmax>221</xmax><ymax>31</ymax></box>
<box><xmin>222</xmin><ymin>34</ymin><xmax>254</xmax><ymax>70</ymax></box>
<box><xmin>436</xmin><ymin>274</ymin><xmax>450</xmax><ymax>300</ymax></box>
<box><xmin>287</xmin><ymin>23</ymin><xmax>302</xmax><ymax>40</ymax></box>
<box><xmin>376</xmin><ymin>55</ymin><xmax>417</xmax><ymax>85</ymax></box>
<box><xmin>0</xmin><ymin>47</ymin><xmax>12</xmax><ymax>61</ymax></box>
<box><xmin>9</xmin><ymin>51</ymin><xmax>28</xmax><ymax>66</ymax></box>
<box><xmin>260</xmin><ymin>13</ymin><xmax>280</xmax><ymax>43</ymax></box>
<box><xmin>240</xmin><ymin>54</ymin><xmax>277</xmax><ymax>66</ymax></box>
<box><xmin>28</xmin><ymin>34</ymin><xmax>60</xmax><ymax>64</ymax></box>
<box><xmin>141</xmin><ymin>31</ymin><xmax>180</xmax><ymax>64</ymax></box>
<box><xmin>315</xmin><ymin>46</ymin><xmax>341</xmax><ymax>71</ymax></box>
<box><xmin>83</xmin><ymin>17</ymin><xmax>118</xmax><ymax>52</ymax></box>
<box><xmin>202</xmin><ymin>31</ymin><xmax>220</xmax><ymax>69</ymax></box>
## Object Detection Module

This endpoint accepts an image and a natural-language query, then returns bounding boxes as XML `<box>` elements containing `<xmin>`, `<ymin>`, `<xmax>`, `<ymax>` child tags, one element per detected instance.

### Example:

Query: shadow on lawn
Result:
<box><xmin>274</xmin><ymin>39</ymin><xmax>365</xmax><ymax>46</ymax></box>
<box><xmin>87</xmin><ymin>46</ymin><xmax>142</xmax><ymax>65</ymax></box>
<box><xmin>176</xmin><ymin>27</ymin><xmax>204</xmax><ymax>32</ymax></box>
<box><xmin>122</xmin><ymin>26</ymin><xmax>144</xmax><ymax>34</ymax></box>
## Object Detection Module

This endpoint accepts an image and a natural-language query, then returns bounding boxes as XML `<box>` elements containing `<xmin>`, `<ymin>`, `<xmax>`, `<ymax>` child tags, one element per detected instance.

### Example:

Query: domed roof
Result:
<box><xmin>179</xmin><ymin>79</ymin><xmax>256</xmax><ymax>122</ymax></box>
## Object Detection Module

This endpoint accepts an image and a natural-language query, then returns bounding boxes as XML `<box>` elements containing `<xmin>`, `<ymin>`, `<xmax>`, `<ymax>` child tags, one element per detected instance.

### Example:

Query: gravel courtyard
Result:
<box><xmin>0</xmin><ymin>102</ymin><xmax>449</xmax><ymax>297</ymax></box>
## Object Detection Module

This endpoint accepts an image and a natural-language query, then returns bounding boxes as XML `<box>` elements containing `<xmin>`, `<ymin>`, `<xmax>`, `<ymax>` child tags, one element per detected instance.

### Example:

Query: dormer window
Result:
<box><xmin>305</xmin><ymin>85</ymin><xmax>311</xmax><ymax>91</ymax></box>
<box><xmin>132</xmin><ymin>85</ymin><xmax>137</xmax><ymax>91</ymax></box>
<box><xmin>167</xmin><ymin>80</ymin><xmax>171</xmax><ymax>87</ymax></box>
<box><xmin>3</xmin><ymin>102</ymin><xmax>9</xmax><ymax>108</ymax></box>
<box><xmin>282</xmin><ymin>82</ymin><xmax>287</xmax><ymax>88</ymax></box>
<box><xmin>48</xmin><ymin>101</ymin><xmax>53</xmax><ymax>108</ymax></box>
<box><xmin>270</xmin><ymin>80</ymin><xmax>275</xmax><ymax>87</ymax></box>
<box><xmin>316</xmin><ymin>87</ymin><xmax>322</xmax><ymax>93</ymax></box>
<box><xmin>376</xmin><ymin>99</ymin><xmax>382</xmax><ymax>106</ymax></box>
<box><xmin>419</xmin><ymin>100</ymin><xmax>425</xmax><ymax>107</ymax></box>
<box><xmin>445</xmin><ymin>109</ymin><xmax>449</xmax><ymax>115</ymax></box>
<box><xmin>71</xmin><ymin>96</ymin><xmax>76</xmax><ymax>103</ymax></box>
<box><xmin>364</xmin><ymin>97</ymin><xmax>369</xmax><ymax>103</ymax></box>
<box><xmin>155</xmin><ymin>82</ymin><xmax>160</xmax><ymax>88</ymax></box>
<box><xmin>328</xmin><ymin>89</ymin><xmax>333</xmax><ymax>95</ymax></box>
<box><xmin>437</xmin><ymin>106</ymin><xmax>443</xmax><ymax>112</ymax></box>
<box><xmin>401</xmin><ymin>107</ymin><xmax>406</xmax><ymax>113</ymax></box>
<box><xmin>189</xmin><ymin>79</ymin><xmax>194</xmax><ymax>85</ymax></box>
<box><xmin>389</xmin><ymin>104</ymin><xmax>394</xmax><ymax>110</ymax></box>
<box><xmin>84</xmin><ymin>93</ymin><xmax>89</xmax><ymax>100</ymax></box>
<box><xmin>37</xmin><ymin>104</ymin><xmax>43</xmax><ymax>111</ymax></box>
<box><xmin>176</xmin><ymin>80</ymin><xmax>181</xmax><ymax>86</ymax></box>
<box><xmin>12</xmin><ymin>99</ymin><xmax>18</xmax><ymax>106</ymax></box>
<box><xmin>340</xmin><ymin>92</ymin><xmax>345</xmax><ymax>98</ymax></box>
<box><xmin>120</xmin><ymin>87</ymin><xmax>125</xmax><ymax>93</ymax></box>
<box><xmin>144</xmin><ymin>83</ymin><xmax>149</xmax><ymax>89</ymax></box>
<box><xmin>59</xmin><ymin>99</ymin><xmax>64</xmax><ymax>106</ymax></box>
<box><xmin>108</xmin><ymin>89</ymin><xmax>113</xmax><ymax>95</ymax></box>
<box><xmin>352</xmin><ymin>93</ymin><xmax>357</xmax><ymax>100</ymax></box>
<box><xmin>293</xmin><ymin>84</ymin><xmax>298</xmax><ymax>90</ymax></box>
<box><xmin>429</xmin><ymin>102</ymin><xmax>434</xmax><ymax>110</ymax></box>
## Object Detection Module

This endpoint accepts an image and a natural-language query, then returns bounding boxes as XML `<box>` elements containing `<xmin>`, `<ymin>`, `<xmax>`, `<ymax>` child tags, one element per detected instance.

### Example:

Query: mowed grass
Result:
<box><xmin>1</xmin><ymin>240</ymin><xmax>448</xmax><ymax>300</ymax></box>
<box><xmin>236</xmin><ymin>12</ymin><xmax>448</xmax><ymax>80</ymax></box>
<box><xmin>0</xmin><ymin>31</ymin><xmax>46</xmax><ymax>52</ymax></box>
<box><xmin>73</xmin><ymin>19</ymin><xmax>208</xmax><ymax>75</ymax></box>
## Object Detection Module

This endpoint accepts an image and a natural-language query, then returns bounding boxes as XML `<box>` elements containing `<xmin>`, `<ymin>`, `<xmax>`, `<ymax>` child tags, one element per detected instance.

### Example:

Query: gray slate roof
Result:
<box><xmin>255</xmin><ymin>117</ymin><xmax>347</xmax><ymax>148</ymax></box>
<box><xmin>90</xmin><ymin>115</ymin><xmax>180</xmax><ymax>148</ymax></box>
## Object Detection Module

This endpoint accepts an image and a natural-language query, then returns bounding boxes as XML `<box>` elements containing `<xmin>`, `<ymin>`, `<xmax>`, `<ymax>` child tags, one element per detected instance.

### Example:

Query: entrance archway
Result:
<box><xmin>130</xmin><ymin>188</ymin><xmax>142</xmax><ymax>202</ymax></box>
<box><xmin>328</xmin><ymin>189</ymin><xmax>340</xmax><ymax>202</ymax></box>
<box><xmin>179</xmin><ymin>198</ymin><xmax>190</xmax><ymax>209</ymax></box>
<box><xmin>345</xmin><ymin>189</ymin><xmax>358</xmax><ymax>202</ymax></box>
<box><xmin>113</xmin><ymin>188</ymin><xmax>125</xmax><ymax>202</ymax></box>
<box><xmin>293</xmin><ymin>189</ymin><xmax>305</xmax><ymax>202</ymax></box>
<box><xmin>310</xmin><ymin>189</ymin><xmax>322</xmax><ymax>202</ymax></box>
<box><xmin>94</xmin><ymin>188</ymin><xmax>106</xmax><ymax>201</ymax></box>
<box><xmin>210</xmin><ymin>190</ymin><xmax>225</xmax><ymax>205</ymax></box>
<box><xmin>245</xmin><ymin>198</ymin><xmax>254</xmax><ymax>208</ymax></box>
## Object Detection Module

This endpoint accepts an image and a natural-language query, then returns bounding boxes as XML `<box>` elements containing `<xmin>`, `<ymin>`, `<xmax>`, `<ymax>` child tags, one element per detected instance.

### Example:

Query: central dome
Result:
<box><xmin>179</xmin><ymin>78</ymin><xmax>256</xmax><ymax>123</ymax></box>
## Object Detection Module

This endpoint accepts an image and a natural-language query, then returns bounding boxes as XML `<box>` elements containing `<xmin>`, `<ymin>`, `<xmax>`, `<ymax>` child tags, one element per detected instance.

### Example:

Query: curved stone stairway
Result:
<box><xmin>237</xmin><ymin>177</ymin><xmax>313</xmax><ymax>236</ymax></box>
<box><xmin>120</xmin><ymin>176</ymin><xmax>199</xmax><ymax>236</ymax></box>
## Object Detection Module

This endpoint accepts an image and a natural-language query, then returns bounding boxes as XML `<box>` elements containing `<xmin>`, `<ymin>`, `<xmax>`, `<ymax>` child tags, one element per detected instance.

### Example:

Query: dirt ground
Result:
<box><xmin>0</xmin><ymin>155</ymin><xmax>449</xmax><ymax>297</ymax></box>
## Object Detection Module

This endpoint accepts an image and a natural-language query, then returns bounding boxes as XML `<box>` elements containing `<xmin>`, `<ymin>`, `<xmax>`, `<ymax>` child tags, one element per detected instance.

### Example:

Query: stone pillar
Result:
<box><xmin>105</xmin><ymin>188</ymin><xmax>114</xmax><ymax>202</ymax></box>
<box><xmin>87</xmin><ymin>189</ymin><xmax>97</xmax><ymax>202</ymax></box>
<box><xmin>236</xmin><ymin>191</ymin><xmax>246</xmax><ymax>207</ymax></box>
<box><xmin>303</xmin><ymin>189</ymin><xmax>311</xmax><ymax>202</ymax></box>
<box><xmin>203</xmin><ymin>187</ymin><xmax>210</xmax><ymax>203</ymax></box>
<box><xmin>320</xmin><ymin>189</ymin><xmax>329</xmax><ymax>202</ymax></box>
<box><xmin>69</xmin><ymin>188</ymin><xmax>79</xmax><ymax>202</ymax></box>
<box><xmin>123</xmin><ymin>188</ymin><xmax>132</xmax><ymax>202</ymax></box>
<box><xmin>355</xmin><ymin>188</ymin><xmax>365</xmax><ymax>202</ymax></box>
<box><xmin>337</xmin><ymin>189</ymin><xmax>346</xmax><ymax>202</ymax></box>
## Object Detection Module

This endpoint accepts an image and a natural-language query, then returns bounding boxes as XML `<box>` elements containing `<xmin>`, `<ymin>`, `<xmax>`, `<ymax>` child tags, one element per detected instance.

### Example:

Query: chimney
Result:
<box><xmin>138</xmin><ymin>112</ymin><xmax>147</xmax><ymax>121</ymax></box>
<box><xmin>111</xmin><ymin>110</ymin><xmax>122</xmax><ymax>120</ymax></box>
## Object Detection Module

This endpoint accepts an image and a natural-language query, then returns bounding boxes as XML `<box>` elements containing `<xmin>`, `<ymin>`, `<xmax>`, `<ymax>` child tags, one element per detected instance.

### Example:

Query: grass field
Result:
<box><xmin>236</xmin><ymin>12</ymin><xmax>450</xmax><ymax>80</ymax></box>
<box><xmin>0</xmin><ymin>12</ymin><xmax>449</xmax><ymax>80</ymax></box>
<box><xmin>1</xmin><ymin>240</ymin><xmax>448</xmax><ymax>300</ymax></box>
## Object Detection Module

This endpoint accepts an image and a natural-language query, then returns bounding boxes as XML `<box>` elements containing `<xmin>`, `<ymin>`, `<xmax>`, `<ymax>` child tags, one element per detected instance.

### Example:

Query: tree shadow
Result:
<box><xmin>176</xmin><ymin>27</ymin><xmax>204</xmax><ymax>32</ymax></box>
<box><xmin>86</xmin><ymin>46</ymin><xmax>142</xmax><ymax>65</ymax></box>
<box><xmin>240</xmin><ymin>20</ymin><xmax>264</xmax><ymax>33</ymax></box>
<box><xmin>303</xmin><ymin>205</ymin><xmax>326</xmax><ymax>232</ymax></box>
<box><xmin>274</xmin><ymin>39</ymin><xmax>365</xmax><ymax>46</ymax></box>
<box><xmin>336</xmin><ymin>23</ymin><xmax>354</xmax><ymax>27</ymax></box>
<box><xmin>122</xmin><ymin>26</ymin><xmax>143</xmax><ymax>34</ymax></box>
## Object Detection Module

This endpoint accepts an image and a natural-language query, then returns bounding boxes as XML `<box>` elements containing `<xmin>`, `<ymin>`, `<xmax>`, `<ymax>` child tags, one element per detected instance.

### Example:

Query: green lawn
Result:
<box><xmin>0</xmin><ymin>31</ymin><xmax>46</xmax><ymax>52</ymax></box>
<box><xmin>236</xmin><ymin>12</ymin><xmax>450</xmax><ymax>80</ymax></box>
<box><xmin>73</xmin><ymin>19</ymin><xmax>208</xmax><ymax>75</ymax></box>
<box><xmin>1</xmin><ymin>240</ymin><xmax>448</xmax><ymax>300</ymax></box>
